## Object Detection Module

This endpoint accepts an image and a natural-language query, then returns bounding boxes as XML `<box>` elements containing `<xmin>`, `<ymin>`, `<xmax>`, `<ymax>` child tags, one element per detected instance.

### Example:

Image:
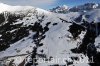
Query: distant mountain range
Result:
<box><xmin>50</xmin><ymin>3</ymin><xmax>100</xmax><ymax>13</ymax></box>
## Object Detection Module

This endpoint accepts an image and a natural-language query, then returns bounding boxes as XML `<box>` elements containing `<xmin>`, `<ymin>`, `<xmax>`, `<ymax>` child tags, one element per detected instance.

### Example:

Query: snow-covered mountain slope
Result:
<box><xmin>0</xmin><ymin>3</ymin><xmax>100</xmax><ymax>66</ymax></box>
<box><xmin>0</xmin><ymin>3</ymin><xmax>34</xmax><ymax>13</ymax></box>
<box><xmin>0</xmin><ymin>3</ymin><xmax>49</xmax><ymax>14</ymax></box>
<box><xmin>83</xmin><ymin>9</ymin><xmax>100</xmax><ymax>22</ymax></box>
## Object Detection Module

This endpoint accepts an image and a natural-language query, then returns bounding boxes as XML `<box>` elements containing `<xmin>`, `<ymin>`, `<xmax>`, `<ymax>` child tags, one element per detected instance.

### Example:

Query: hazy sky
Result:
<box><xmin>0</xmin><ymin>0</ymin><xmax>100</xmax><ymax>9</ymax></box>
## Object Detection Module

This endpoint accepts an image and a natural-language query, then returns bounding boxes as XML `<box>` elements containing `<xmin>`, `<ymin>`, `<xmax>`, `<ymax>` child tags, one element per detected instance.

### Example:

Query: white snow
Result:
<box><xmin>0</xmin><ymin>3</ymin><xmax>35</xmax><ymax>13</ymax></box>
<box><xmin>83</xmin><ymin>9</ymin><xmax>100</xmax><ymax>22</ymax></box>
<box><xmin>0</xmin><ymin>3</ymin><xmax>100</xmax><ymax>66</ymax></box>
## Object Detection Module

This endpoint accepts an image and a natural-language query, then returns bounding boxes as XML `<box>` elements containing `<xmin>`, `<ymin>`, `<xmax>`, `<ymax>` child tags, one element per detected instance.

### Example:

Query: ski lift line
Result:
<box><xmin>59</xmin><ymin>17</ymin><xmax>82</xmax><ymax>24</ymax></box>
<box><xmin>59</xmin><ymin>17</ymin><xmax>87</xmax><ymax>29</ymax></box>
<box><xmin>59</xmin><ymin>17</ymin><xmax>73</xmax><ymax>23</ymax></box>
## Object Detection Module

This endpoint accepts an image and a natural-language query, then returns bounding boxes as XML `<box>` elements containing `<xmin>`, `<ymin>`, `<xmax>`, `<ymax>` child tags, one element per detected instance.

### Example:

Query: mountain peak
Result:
<box><xmin>50</xmin><ymin>5</ymin><xmax>69</xmax><ymax>13</ymax></box>
<box><xmin>69</xmin><ymin>3</ymin><xmax>100</xmax><ymax>12</ymax></box>
<box><xmin>62</xmin><ymin>5</ymin><xmax>69</xmax><ymax>9</ymax></box>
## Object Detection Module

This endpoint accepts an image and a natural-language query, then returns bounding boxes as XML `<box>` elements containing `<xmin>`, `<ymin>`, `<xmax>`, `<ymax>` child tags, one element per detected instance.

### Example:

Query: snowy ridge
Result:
<box><xmin>0</xmin><ymin>3</ymin><xmax>50</xmax><ymax>14</ymax></box>
<box><xmin>0</xmin><ymin>3</ymin><xmax>34</xmax><ymax>13</ymax></box>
